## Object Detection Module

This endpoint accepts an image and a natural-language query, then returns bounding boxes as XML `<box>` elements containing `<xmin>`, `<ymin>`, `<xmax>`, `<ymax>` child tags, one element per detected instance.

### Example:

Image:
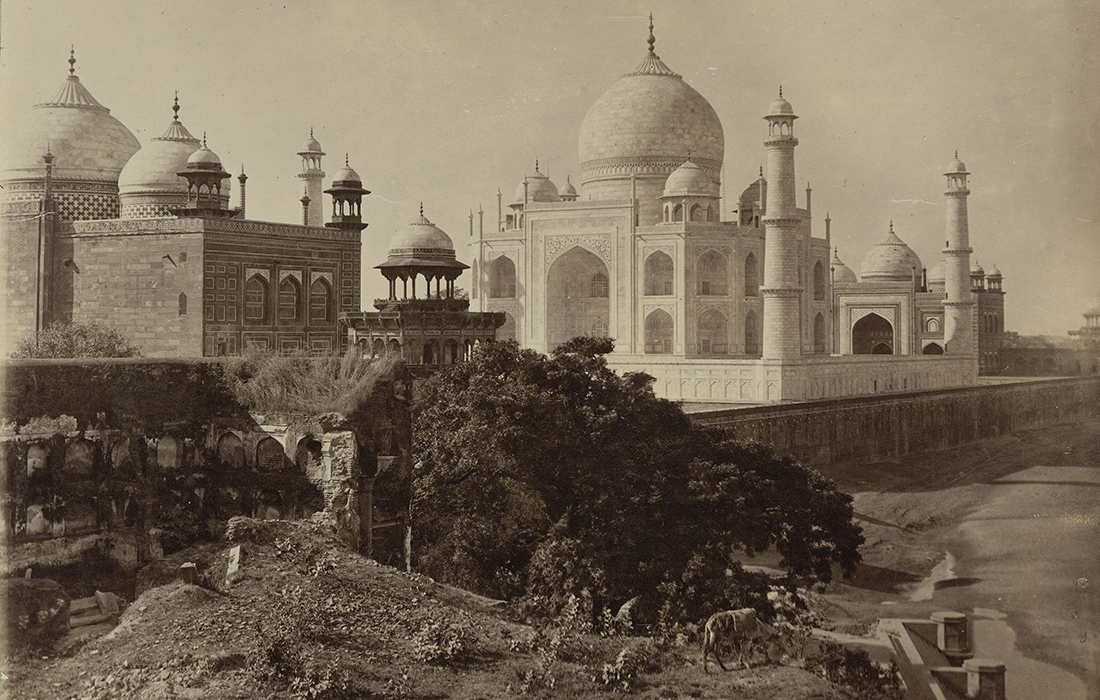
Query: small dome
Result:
<box><xmin>332</xmin><ymin>165</ymin><xmax>361</xmax><ymax>184</ymax></box>
<box><xmin>927</xmin><ymin>260</ymin><xmax>946</xmax><ymax>283</ymax></box>
<box><xmin>987</xmin><ymin>266</ymin><xmax>1002</xmax><ymax>278</ymax></box>
<box><xmin>118</xmin><ymin>103</ymin><xmax>202</xmax><ymax>207</ymax></box>
<box><xmin>300</xmin><ymin>135</ymin><xmax>324</xmax><ymax>154</ymax></box>
<box><xmin>970</xmin><ymin>262</ymin><xmax>985</xmax><ymax>275</ymax></box>
<box><xmin>860</xmin><ymin>224</ymin><xmax>923</xmax><ymax>283</ymax></box>
<box><xmin>561</xmin><ymin>176</ymin><xmax>577</xmax><ymax>197</ymax></box>
<box><xmin>663</xmin><ymin>160</ymin><xmax>719</xmax><ymax>198</ymax></box>
<box><xmin>387</xmin><ymin>208</ymin><xmax>455</xmax><ymax>258</ymax></box>
<box><xmin>187</xmin><ymin>143</ymin><xmax>223</xmax><ymax>168</ymax></box>
<box><xmin>947</xmin><ymin>154</ymin><xmax>968</xmax><ymax>174</ymax></box>
<box><xmin>512</xmin><ymin>165</ymin><xmax>559</xmax><ymax>205</ymax></box>
<box><xmin>767</xmin><ymin>93</ymin><xmax>795</xmax><ymax>117</ymax></box>
<box><xmin>831</xmin><ymin>249</ymin><xmax>858</xmax><ymax>284</ymax></box>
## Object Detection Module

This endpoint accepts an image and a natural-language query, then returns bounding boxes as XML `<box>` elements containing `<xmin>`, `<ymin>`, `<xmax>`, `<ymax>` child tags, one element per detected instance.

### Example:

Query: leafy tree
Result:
<box><xmin>412</xmin><ymin>337</ymin><xmax>862</xmax><ymax>618</ymax></box>
<box><xmin>11</xmin><ymin>322</ymin><xmax>141</xmax><ymax>358</ymax></box>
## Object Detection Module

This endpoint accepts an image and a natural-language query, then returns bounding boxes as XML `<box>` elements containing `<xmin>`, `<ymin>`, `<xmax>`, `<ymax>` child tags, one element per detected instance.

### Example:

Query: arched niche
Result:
<box><xmin>644</xmin><ymin>251</ymin><xmax>674</xmax><ymax>296</ymax></box>
<box><xmin>546</xmin><ymin>247</ymin><xmax>610</xmax><ymax>350</ymax></box>
<box><xmin>853</xmin><ymin>313</ymin><xmax>894</xmax><ymax>354</ymax></box>
<box><xmin>645</xmin><ymin>309</ymin><xmax>674</xmax><ymax>354</ymax></box>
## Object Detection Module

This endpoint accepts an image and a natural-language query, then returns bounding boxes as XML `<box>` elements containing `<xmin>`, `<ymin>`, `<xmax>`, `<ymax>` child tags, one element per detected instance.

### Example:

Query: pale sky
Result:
<box><xmin>2</xmin><ymin>0</ymin><xmax>1097</xmax><ymax>336</ymax></box>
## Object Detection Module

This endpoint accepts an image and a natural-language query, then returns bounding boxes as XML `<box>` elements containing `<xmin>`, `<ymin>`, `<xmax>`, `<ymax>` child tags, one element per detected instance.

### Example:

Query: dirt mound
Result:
<box><xmin>4</xmin><ymin>519</ymin><xmax>850</xmax><ymax>699</ymax></box>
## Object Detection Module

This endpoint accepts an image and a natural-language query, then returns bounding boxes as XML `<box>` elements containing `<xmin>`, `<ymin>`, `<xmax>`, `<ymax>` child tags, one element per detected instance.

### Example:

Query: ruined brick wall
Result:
<box><xmin>1</xmin><ymin>358</ymin><xmax>411</xmax><ymax>570</ymax></box>
<box><xmin>690</xmin><ymin>376</ymin><xmax>1100</xmax><ymax>465</ymax></box>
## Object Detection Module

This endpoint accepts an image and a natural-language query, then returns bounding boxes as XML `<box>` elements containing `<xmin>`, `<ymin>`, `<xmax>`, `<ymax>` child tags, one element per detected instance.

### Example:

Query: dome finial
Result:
<box><xmin>420</xmin><ymin>201</ymin><xmax>424</xmax><ymax>217</ymax></box>
<box><xmin>345</xmin><ymin>153</ymin><xmax>349</xmax><ymax>167</ymax></box>
<box><xmin>955</xmin><ymin>149</ymin><xmax>958</xmax><ymax>159</ymax></box>
<box><xmin>202</xmin><ymin>132</ymin><xmax>208</xmax><ymax>148</ymax></box>
<box><xmin>779</xmin><ymin>85</ymin><xmax>783</xmax><ymax>98</ymax></box>
<box><xmin>172</xmin><ymin>91</ymin><xmax>180</xmax><ymax>121</ymax></box>
<box><xmin>889</xmin><ymin>220</ymin><xmax>894</xmax><ymax>232</ymax></box>
<box><xmin>535</xmin><ymin>158</ymin><xmax>539</xmax><ymax>172</ymax></box>
<box><xmin>759</xmin><ymin>165</ymin><xmax>764</xmax><ymax>178</ymax></box>
<box><xmin>69</xmin><ymin>46</ymin><xmax>76</xmax><ymax>75</ymax></box>
<box><xmin>647</xmin><ymin>13</ymin><xmax>656</xmax><ymax>56</ymax></box>
<box><xmin>311</xmin><ymin>127</ymin><xmax>314</xmax><ymax>138</ymax></box>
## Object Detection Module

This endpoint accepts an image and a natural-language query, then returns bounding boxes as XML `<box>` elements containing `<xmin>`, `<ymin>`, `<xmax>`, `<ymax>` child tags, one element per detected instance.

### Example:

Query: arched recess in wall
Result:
<box><xmin>256</xmin><ymin>437</ymin><xmax>289</xmax><ymax>472</ymax></box>
<box><xmin>444</xmin><ymin>338</ymin><xmax>460</xmax><ymax>363</ymax></box>
<box><xmin>927</xmin><ymin>317</ymin><xmax>940</xmax><ymax>333</ymax></box>
<box><xmin>590</xmin><ymin>272</ymin><xmax>609</xmax><ymax>298</ymax></box>
<box><xmin>156</xmin><ymin>436</ymin><xmax>182</xmax><ymax>470</ymax></box>
<box><xmin>489</xmin><ymin>256</ymin><xmax>517</xmax><ymax>298</ymax></box>
<box><xmin>697</xmin><ymin>250</ymin><xmax>728</xmax><ymax>295</ymax></box>
<box><xmin>644</xmin><ymin>251</ymin><xmax>674</xmax><ymax>296</ymax></box>
<box><xmin>278</xmin><ymin>277</ymin><xmax>301</xmax><ymax>322</ymax></box>
<box><xmin>178</xmin><ymin>292</ymin><xmax>187</xmax><ymax>316</ymax></box>
<box><xmin>423</xmin><ymin>340</ymin><xmax>440</xmax><ymax>364</ymax></box>
<box><xmin>923</xmin><ymin>342</ymin><xmax>944</xmax><ymax>355</ymax></box>
<box><xmin>813</xmin><ymin>261</ymin><xmax>825</xmax><ymax>300</ymax></box>
<box><xmin>310</xmin><ymin>278</ymin><xmax>332</xmax><ymax>322</ymax></box>
<box><xmin>64</xmin><ymin>439</ymin><xmax>95</xmax><ymax>479</ymax></box>
<box><xmin>245</xmin><ymin>275</ymin><xmax>268</xmax><ymax>322</ymax></box>
<box><xmin>218</xmin><ymin>433</ymin><xmax>245</xmax><ymax>470</ymax></box>
<box><xmin>295</xmin><ymin>436</ymin><xmax>324</xmax><ymax>480</ymax></box>
<box><xmin>645</xmin><ymin>309</ymin><xmax>674</xmax><ymax>354</ymax></box>
<box><xmin>697</xmin><ymin>309</ymin><xmax>728</xmax><ymax>354</ymax></box>
<box><xmin>853</xmin><ymin>313</ymin><xmax>894</xmax><ymax>354</ymax></box>
<box><xmin>690</xmin><ymin>203</ymin><xmax>704</xmax><ymax>222</ymax></box>
<box><xmin>498</xmin><ymin>312</ymin><xmax>517</xmax><ymax>341</ymax></box>
<box><xmin>372</xmin><ymin>338</ymin><xmax>385</xmax><ymax>357</ymax></box>
<box><xmin>672</xmin><ymin>203</ymin><xmax>683</xmax><ymax>222</ymax></box>
<box><xmin>387</xmin><ymin>338</ymin><xmax>401</xmax><ymax>354</ymax></box>
<box><xmin>813</xmin><ymin>313</ymin><xmax>826</xmax><ymax>353</ymax></box>
<box><xmin>744</xmin><ymin>253</ymin><xmax>759</xmax><ymax>297</ymax></box>
<box><xmin>546</xmin><ymin>247</ymin><xmax>609</xmax><ymax>350</ymax></box>
<box><xmin>744</xmin><ymin>310</ymin><xmax>760</xmax><ymax>354</ymax></box>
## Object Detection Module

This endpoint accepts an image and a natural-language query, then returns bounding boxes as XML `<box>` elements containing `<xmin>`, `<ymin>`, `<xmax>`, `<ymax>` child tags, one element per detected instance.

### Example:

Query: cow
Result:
<box><xmin>702</xmin><ymin>608</ymin><xmax>778</xmax><ymax>672</ymax></box>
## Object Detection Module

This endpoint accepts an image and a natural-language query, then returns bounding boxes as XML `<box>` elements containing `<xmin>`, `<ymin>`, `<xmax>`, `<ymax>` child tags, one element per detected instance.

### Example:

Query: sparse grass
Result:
<box><xmin>222</xmin><ymin>350</ymin><xmax>401</xmax><ymax>416</ymax></box>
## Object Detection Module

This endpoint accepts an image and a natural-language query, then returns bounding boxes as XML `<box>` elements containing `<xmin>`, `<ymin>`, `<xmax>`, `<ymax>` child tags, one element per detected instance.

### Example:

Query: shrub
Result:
<box><xmin>410</xmin><ymin>618</ymin><xmax>474</xmax><ymax>665</ymax></box>
<box><xmin>12</xmin><ymin>322</ymin><xmax>141</xmax><ymax>358</ymax></box>
<box><xmin>806</xmin><ymin>643</ymin><xmax>904</xmax><ymax>700</ymax></box>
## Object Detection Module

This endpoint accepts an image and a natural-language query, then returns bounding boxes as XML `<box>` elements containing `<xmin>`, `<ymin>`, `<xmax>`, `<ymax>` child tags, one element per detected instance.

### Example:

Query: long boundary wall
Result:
<box><xmin>689</xmin><ymin>376</ymin><xmax>1100</xmax><ymax>465</ymax></box>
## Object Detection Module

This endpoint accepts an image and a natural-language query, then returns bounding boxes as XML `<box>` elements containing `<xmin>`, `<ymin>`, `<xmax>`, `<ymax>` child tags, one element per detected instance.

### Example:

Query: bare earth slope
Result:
<box><xmin>5</xmin><ymin>519</ymin><xmax>846</xmax><ymax>700</ymax></box>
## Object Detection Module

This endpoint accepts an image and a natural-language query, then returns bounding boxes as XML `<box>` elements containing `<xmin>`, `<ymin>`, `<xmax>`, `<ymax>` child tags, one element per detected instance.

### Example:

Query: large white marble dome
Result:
<box><xmin>2</xmin><ymin>71</ymin><xmax>140</xmax><ymax>185</ymax></box>
<box><xmin>577</xmin><ymin>40</ymin><xmax>724</xmax><ymax>187</ymax></box>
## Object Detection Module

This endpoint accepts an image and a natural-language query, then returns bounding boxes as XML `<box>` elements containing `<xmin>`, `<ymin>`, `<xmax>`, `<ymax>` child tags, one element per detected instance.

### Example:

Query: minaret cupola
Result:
<box><xmin>323</xmin><ymin>155</ymin><xmax>370</xmax><ymax>232</ymax></box>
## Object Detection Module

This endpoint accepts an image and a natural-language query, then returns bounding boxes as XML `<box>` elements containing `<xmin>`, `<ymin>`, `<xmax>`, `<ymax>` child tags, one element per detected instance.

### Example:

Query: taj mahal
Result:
<box><xmin>468</xmin><ymin>20</ymin><xmax>1005</xmax><ymax>403</ymax></box>
<box><xmin>1</xmin><ymin>21</ymin><xmax>1011</xmax><ymax>405</ymax></box>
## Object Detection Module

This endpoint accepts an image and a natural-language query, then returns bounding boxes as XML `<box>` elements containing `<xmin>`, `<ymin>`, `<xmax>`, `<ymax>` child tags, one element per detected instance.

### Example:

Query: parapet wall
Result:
<box><xmin>690</xmin><ymin>376</ymin><xmax>1100</xmax><ymax>464</ymax></box>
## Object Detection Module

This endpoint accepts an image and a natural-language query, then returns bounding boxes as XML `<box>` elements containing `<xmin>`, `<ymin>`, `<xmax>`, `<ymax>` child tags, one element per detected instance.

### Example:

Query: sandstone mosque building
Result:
<box><xmin>469</xmin><ymin>21</ymin><xmax>1006</xmax><ymax>402</ymax></box>
<box><xmin>0</xmin><ymin>51</ymin><xmax>497</xmax><ymax>362</ymax></box>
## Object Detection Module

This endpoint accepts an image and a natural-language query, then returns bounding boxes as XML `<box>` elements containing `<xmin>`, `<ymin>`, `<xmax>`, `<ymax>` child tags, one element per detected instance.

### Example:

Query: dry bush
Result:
<box><xmin>223</xmin><ymin>350</ymin><xmax>400</xmax><ymax>416</ymax></box>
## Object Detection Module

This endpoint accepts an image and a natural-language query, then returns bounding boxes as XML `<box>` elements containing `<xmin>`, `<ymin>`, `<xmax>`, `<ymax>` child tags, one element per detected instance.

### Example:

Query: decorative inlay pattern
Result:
<box><xmin>544</xmin><ymin>234</ymin><xmax>612</xmax><ymax>264</ymax></box>
<box><xmin>279</xmin><ymin>270</ymin><xmax>302</xmax><ymax>284</ymax></box>
<box><xmin>245</xmin><ymin>268</ymin><xmax>270</xmax><ymax>282</ymax></box>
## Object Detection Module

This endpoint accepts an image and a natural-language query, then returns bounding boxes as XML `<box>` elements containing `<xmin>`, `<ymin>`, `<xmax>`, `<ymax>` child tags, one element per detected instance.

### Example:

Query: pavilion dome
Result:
<box><xmin>767</xmin><ymin>94</ymin><xmax>795</xmax><ymax>117</ymax></box>
<box><xmin>860</xmin><ymin>225</ymin><xmax>923</xmax><ymax>283</ymax></box>
<box><xmin>299</xmin><ymin>135</ymin><xmax>324</xmax><ymax>154</ymax></box>
<box><xmin>512</xmin><ymin>165</ymin><xmax>559</xmax><ymax>205</ymax></box>
<box><xmin>831</xmin><ymin>249</ymin><xmax>858</xmax><ymax>284</ymax></box>
<box><xmin>388</xmin><ymin>209</ymin><xmax>455</xmax><ymax>259</ymax></box>
<box><xmin>560</xmin><ymin>176</ymin><xmax>577</xmax><ymax>198</ymax></box>
<box><xmin>663</xmin><ymin>159</ymin><xmax>719</xmax><ymax>198</ymax></box>
<box><xmin>577</xmin><ymin>37</ymin><xmax>723</xmax><ymax>188</ymax></box>
<box><xmin>118</xmin><ymin>101</ymin><xmax>202</xmax><ymax>216</ymax></box>
<box><xmin>1</xmin><ymin>65</ymin><xmax>140</xmax><ymax>186</ymax></box>
<box><xmin>331</xmin><ymin>164</ymin><xmax>362</xmax><ymax>185</ymax></box>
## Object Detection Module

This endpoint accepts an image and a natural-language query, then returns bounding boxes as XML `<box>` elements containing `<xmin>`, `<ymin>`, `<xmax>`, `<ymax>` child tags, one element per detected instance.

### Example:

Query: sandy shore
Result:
<box><xmin>817</xmin><ymin>417</ymin><xmax>1100</xmax><ymax>697</ymax></box>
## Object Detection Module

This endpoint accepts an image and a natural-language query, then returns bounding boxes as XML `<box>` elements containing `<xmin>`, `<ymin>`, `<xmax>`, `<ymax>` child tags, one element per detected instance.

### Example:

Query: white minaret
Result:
<box><xmin>297</xmin><ymin>129</ymin><xmax>325</xmax><ymax>227</ymax></box>
<box><xmin>943</xmin><ymin>152</ymin><xmax>975</xmax><ymax>355</ymax></box>
<box><xmin>761</xmin><ymin>88</ymin><xmax>803</xmax><ymax>360</ymax></box>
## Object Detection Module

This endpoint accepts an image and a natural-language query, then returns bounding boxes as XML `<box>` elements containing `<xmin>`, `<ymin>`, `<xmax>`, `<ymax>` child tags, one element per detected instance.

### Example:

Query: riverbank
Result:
<box><xmin>816</xmin><ymin>417</ymin><xmax>1100</xmax><ymax>697</ymax></box>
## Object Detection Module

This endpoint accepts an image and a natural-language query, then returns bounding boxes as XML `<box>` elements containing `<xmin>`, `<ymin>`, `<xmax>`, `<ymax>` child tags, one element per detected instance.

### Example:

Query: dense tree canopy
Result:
<box><xmin>412</xmin><ymin>338</ymin><xmax>863</xmax><ymax>621</ymax></box>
